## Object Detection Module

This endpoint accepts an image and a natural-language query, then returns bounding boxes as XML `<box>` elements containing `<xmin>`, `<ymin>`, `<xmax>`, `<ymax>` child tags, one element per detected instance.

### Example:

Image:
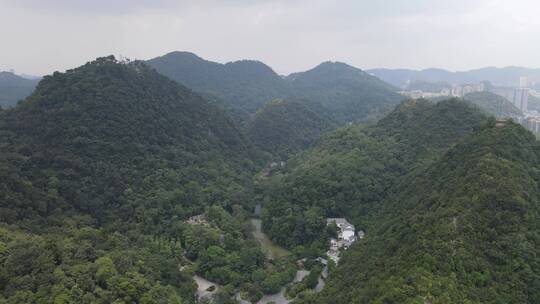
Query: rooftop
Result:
<box><xmin>327</xmin><ymin>218</ymin><xmax>355</xmax><ymax>229</ymax></box>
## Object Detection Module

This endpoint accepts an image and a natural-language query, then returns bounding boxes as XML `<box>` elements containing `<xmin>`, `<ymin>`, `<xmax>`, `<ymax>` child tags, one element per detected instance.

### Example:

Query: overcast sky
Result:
<box><xmin>1</xmin><ymin>0</ymin><xmax>540</xmax><ymax>76</ymax></box>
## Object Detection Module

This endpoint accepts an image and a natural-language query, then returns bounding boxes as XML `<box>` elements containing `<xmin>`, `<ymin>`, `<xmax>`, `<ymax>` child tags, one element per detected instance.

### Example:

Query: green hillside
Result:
<box><xmin>318</xmin><ymin>121</ymin><xmax>540</xmax><ymax>304</ymax></box>
<box><xmin>146</xmin><ymin>51</ymin><xmax>290</xmax><ymax>113</ymax></box>
<box><xmin>0</xmin><ymin>71</ymin><xmax>39</xmax><ymax>108</ymax></box>
<box><xmin>261</xmin><ymin>99</ymin><xmax>487</xmax><ymax>249</ymax></box>
<box><xmin>3</xmin><ymin>53</ymin><xmax>539</xmax><ymax>304</ymax></box>
<box><xmin>246</xmin><ymin>99</ymin><xmax>337</xmax><ymax>158</ymax></box>
<box><xmin>147</xmin><ymin>52</ymin><xmax>403</xmax><ymax>124</ymax></box>
<box><xmin>464</xmin><ymin>91</ymin><xmax>523</xmax><ymax>118</ymax></box>
<box><xmin>0</xmin><ymin>57</ymin><xmax>297</xmax><ymax>303</ymax></box>
<box><xmin>0</xmin><ymin>56</ymin><xmax>254</xmax><ymax>224</ymax></box>
<box><xmin>287</xmin><ymin>62</ymin><xmax>404</xmax><ymax>123</ymax></box>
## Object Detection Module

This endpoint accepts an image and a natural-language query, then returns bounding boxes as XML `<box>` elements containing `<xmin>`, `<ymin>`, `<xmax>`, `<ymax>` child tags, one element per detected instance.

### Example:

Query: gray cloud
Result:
<box><xmin>1</xmin><ymin>0</ymin><xmax>540</xmax><ymax>75</ymax></box>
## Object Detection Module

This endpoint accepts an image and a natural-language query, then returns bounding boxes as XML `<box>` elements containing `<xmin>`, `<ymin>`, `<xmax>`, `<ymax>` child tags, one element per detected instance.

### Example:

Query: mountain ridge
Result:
<box><xmin>317</xmin><ymin>121</ymin><xmax>540</xmax><ymax>303</ymax></box>
<box><xmin>147</xmin><ymin>51</ymin><xmax>403</xmax><ymax>124</ymax></box>
<box><xmin>369</xmin><ymin>66</ymin><xmax>540</xmax><ymax>88</ymax></box>
<box><xmin>0</xmin><ymin>71</ymin><xmax>40</xmax><ymax>108</ymax></box>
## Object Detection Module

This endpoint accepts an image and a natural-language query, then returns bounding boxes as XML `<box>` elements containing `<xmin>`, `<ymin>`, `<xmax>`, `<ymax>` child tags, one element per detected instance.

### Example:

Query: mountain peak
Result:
<box><xmin>298</xmin><ymin>61</ymin><xmax>363</xmax><ymax>76</ymax></box>
<box><xmin>0</xmin><ymin>71</ymin><xmax>25</xmax><ymax>81</ymax></box>
<box><xmin>161</xmin><ymin>51</ymin><xmax>205</xmax><ymax>61</ymax></box>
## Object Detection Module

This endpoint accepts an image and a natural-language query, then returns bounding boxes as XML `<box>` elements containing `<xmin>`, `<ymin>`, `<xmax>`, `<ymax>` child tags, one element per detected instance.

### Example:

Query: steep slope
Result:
<box><xmin>0</xmin><ymin>71</ymin><xmax>39</xmax><ymax>108</ymax></box>
<box><xmin>246</xmin><ymin>99</ymin><xmax>337</xmax><ymax>158</ymax></box>
<box><xmin>0</xmin><ymin>56</ymin><xmax>253</xmax><ymax>225</ymax></box>
<box><xmin>464</xmin><ymin>91</ymin><xmax>523</xmax><ymax>118</ymax></box>
<box><xmin>148</xmin><ymin>52</ymin><xmax>403</xmax><ymax>124</ymax></box>
<box><xmin>261</xmin><ymin>99</ymin><xmax>487</xmax><ymax>248</ymax></box>
<box><xmin>287</xmin><ymin>62</ymin><xmax>403</xmax><ymax>123</ymax></box>
<box><xmin>318</xmin><ymin>122</ymin><xmax>540</xmax><ymax>304</ymax></box>
<box><xmin>146</xmin><ymin>51</ymin><xmax>289</xmax><ymax>112</ymax></box>
<box><xmin>0</xmin><ymin>56</ymin><xmax>263</xmax><ymax>303</ymax></box>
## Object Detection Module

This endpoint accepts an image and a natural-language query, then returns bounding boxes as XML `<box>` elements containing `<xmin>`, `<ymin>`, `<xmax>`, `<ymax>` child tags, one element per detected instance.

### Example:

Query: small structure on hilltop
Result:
<box><xmin>495</xmin><ymin>119</ymin><xmax>508</xmax><ymax>128</ymax></box>
<box><xmin>326</xmin><ymin>218</ymin><xmax>364</xmax><ymax>264</ymax></box>
<box><xmin>186</xmin><ymin>214</ymin><xmax>208</xmax><ymax>226</ymax></box>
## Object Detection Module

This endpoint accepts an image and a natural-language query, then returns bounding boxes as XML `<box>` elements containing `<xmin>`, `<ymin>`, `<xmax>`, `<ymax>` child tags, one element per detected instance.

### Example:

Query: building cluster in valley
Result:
<box><xmin>326</xmin><ymin>218</ymin><xmax>364</xmax><ymax>263</ymax></box>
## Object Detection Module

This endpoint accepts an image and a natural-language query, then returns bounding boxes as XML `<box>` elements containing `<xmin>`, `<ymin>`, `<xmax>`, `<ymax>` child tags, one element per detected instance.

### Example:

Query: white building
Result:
<box><xmin>520</xmin><ymin>76</ymin><xmax>528</xmax><ymax>88</ymax></box>
<box><xmin>513</xmin><ymin>88</ymin><xmax>529</xmax><ymax>111</ymax></box>
<box><xmin>326</xmin><ymin>218</ymin><xmax>364</xmax><ymax>263</ymax></box>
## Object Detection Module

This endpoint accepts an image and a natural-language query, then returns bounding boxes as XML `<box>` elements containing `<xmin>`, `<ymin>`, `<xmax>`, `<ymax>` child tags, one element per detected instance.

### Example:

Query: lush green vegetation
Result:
<box><xmin>3</xmin><ymin>53</ymin><xmax>540</xmax><ymax>304</ymax></box>
<box><xmin>318</xmin><ymin>121</ymin><xmax>540</xmax><ymax>303</ymax></box>
<box><xmin>0</xmin><ymin>72</ymin><xmax>39</xmax><ymax>108</ymax></box>
<box><xmin>147</xmin><ymin>52</ymin><xmax>404</xmax><ymax>124</ymax></box>
<box><xmin>146</xmin><ymin>52</ymin><xmax>290</xmax><ymax>113</ymax></box>
<box><xmin>258</xmin><ymin>98</ymin><xmax>540</xmax><ymax>303</ymax></box>
<box><xmin>0</xmin><ymin>225</ymin><xmax>194</xmax><ymax>304</ymax></box>
<box><xmin>0</xmin><ymin>56</ymin><xmax>255</xmax><ymax>227</ymax></box>
<box><xmin>285</xmin><ymin>62</ymin><xmax>403</xmax><ymax>124</ymax></box>
<box><xmin>0</xmin><ymin>56</ymin><xmax>293</xmax><ymax>303</ymax></box>
<box><xmin>261</xmin><ymin>99</ymin><xmax>487</xmax><ymax>251</ymax></box>
<box><xmin>286</xmin><ymin>265</ymin><xmax>322</xmax><ymax>299</ymax></box>
<box><xmin>464</xmin><ymin>91</ymin><xmax>522</xmax><ymax>118</ymax></box>
<box><xmin>246</xmin><ymin>99</ymin><xmax>337</xmax><ymax>158</ymax></box>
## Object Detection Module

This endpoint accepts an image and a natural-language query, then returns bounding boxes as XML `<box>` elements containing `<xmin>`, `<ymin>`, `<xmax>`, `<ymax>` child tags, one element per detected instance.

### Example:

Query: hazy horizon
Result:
<box><xmin>2</xmin><ymin>0</ymin><xmax>540</xmax><ymax>76</ymax></box>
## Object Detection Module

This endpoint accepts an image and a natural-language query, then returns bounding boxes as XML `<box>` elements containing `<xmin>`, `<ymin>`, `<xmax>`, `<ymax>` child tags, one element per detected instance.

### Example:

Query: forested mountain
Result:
<box><xmin>4</xmin><ymin>52</ymin><xmax>538</xmax><ymax>304</ymax></box>
<box><xmin>147</xmin><ymin>52</ymin><xmax>403</xmax><ymax>124</ymax></box>
<box><xmin>258</xmin><ymin>99</ymin><xmax>540</xmax><ymax>304</ymax></box>
<box><xmin>0</xmin><ymin>71</ymin><xmax>39</xmax><ymax>108</ymax></box>
<box><xmin>146</xmin><ymin>51</ymin><xmax>289</xmax><ymax>113</ymax></box>
<box><xmin>369</xmin><ymin>66</ymin><xmax>540</xmax><ymax>88</ymax></box>
<box><xmin>261</xmin><ymin>99</ymin><xmax>487</xmax><ymax>249</ymax></box>
<box><xmin>1</xmin><ymin>56</ymin><xmax>255</xmax><ymax>224</ymax></box>
<box><xmin>464</xmin><ymin>91</ymin><xmax>523</xmax><ymax>118</ymax></box>
<box><xmin>246</xmin><ymin>99</ymin><xmax>337</xmax><ymax>158</ymax></box>
<box><xmin>318</xmin><ymin>121</ymin><xmax>540</xmax><ymax>304</ymax></box>
<box><xmin>0</xmin><ymin>56</ymin><xmax>287</xmax><ymax>303</ymax></box>
<box><xmin>286</xmin><ymin>62</ymin><xmax>403</xmax><ymax>123</ymax></box>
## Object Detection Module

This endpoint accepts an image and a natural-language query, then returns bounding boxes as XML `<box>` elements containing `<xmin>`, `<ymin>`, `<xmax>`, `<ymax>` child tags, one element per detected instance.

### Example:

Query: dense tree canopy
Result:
<box><xmin>246</xmin><ymin>99</ymin><xmax>337</xmax><ymax>158</ymax></box>
<box><xmin>261</xmin><ymin>99</ymin><xmax>487</xmax><ymax>249</ymax></box>
<box><xmin>318</xmin><ymin>121</ymin><xmax>540</xmax><ymax>304</ymax></box>
<box><xmin>2</xmin><ymin>53</ymin><xmax>540</xmax><ymax>304</ymax></box>
<box><xmin>0</xmin><ymin>56</ymin><xmax>281</xmax><ymax>303</ymax></box>
<box><xmin>147</xmin><ymin>52</ymin><xmax>404</xmax><ymax>124</ymax></box>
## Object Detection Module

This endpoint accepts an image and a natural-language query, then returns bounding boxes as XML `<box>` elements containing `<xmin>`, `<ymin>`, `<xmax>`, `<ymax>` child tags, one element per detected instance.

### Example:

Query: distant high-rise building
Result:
<box><xmin>520</xmin><ymin>76</ymin><xmax>528</xmax><ymax>88</ymax></box>
<box><xmin>474</xmin><ymin>82</ymin><xmax>485</xmax><ymax>92</ymax></box>
<box><xmin>513</xmin><ymin>88</ymin><xmax>529</xmax><ymax>111</ymax></box>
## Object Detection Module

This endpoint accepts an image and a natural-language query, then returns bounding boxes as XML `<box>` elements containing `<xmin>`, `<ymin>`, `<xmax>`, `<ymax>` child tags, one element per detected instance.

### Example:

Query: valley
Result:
<box><xmin>0</xmin><ymin>53</ymin><xmax>539</xmax><ymax>304</ymax></box>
